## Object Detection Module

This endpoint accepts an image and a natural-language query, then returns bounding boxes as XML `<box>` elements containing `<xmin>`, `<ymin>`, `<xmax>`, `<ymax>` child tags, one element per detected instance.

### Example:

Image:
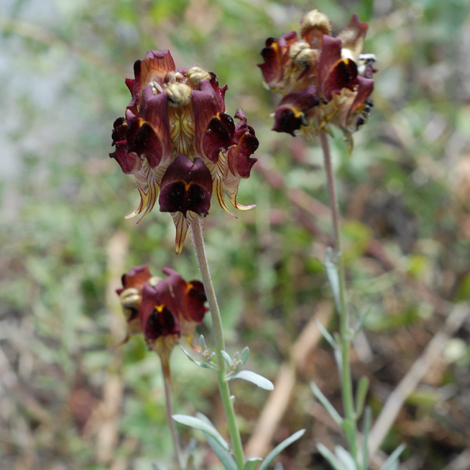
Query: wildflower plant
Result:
<box><xmin>111</xmin><ymin>51</ymin><xmax>304</xmax><ymax>470</ymax></box>
<box><xmin>258</xmin><ymin>9</ymin><xmax>404</xmax><ymax>470</ymax></box>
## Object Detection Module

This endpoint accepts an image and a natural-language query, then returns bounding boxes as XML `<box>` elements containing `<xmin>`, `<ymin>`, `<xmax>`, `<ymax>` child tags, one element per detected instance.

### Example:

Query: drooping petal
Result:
<box><xmin>347</xmin><ymin>76</ymin><xmax>374</xmax><ymax>123</ymax></box>
<box><xmin>139</xmin><ymin>86</ymin><xmax>172</xmax><ymax>162</ymax></box>
<box><xmin>258</xmin><ymin>31</ymin><xmax>299</xmax><ymax>91</ymax></box>
<box><xmin>140</xmin><ymin>283</ymin><xmax>181</xmax><ymax>382</ymax></box>
<box><xmin>272</xmin><ymin>85</ymin><xmax>320</xmax><ymax>136</ymax></box>
<box><xmin>193</xmin><ymin>80</ymin><xmax>226</xmax><ymax>157</ymax></box>
<box><xmin>318</xmin><ymin>36</ymin><xmax>358</xmax><ymax>101</ymax></box>
<box><xmin>337</xmin><ymin>13</ymin><xmax>368</xmax><ymax>63</ymax></box>
<box><xmin>159</xmin><ymin>155</ymin><xmax>213</xmax><ymax>217</ymax></box>
<box><xmin>322</xmin><ymin>58</ymin><xmax>358</xmax><ymax>101</ymax></box>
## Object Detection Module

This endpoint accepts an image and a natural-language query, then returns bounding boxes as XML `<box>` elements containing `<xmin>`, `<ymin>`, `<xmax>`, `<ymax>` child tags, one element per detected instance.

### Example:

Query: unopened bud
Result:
<box><xmin>186</xmin><ymin>66</ymin><xmax>211</xmax><ymax>89</ymax></box>
<box><xmin>166</xmin><ymin>83</ymin><xmax>192</xmax><ymax>107</ymax></box>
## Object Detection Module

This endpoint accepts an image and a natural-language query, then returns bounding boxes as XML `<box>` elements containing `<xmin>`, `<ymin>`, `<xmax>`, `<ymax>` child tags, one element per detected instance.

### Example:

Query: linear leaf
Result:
<box><xmin>355</xmin><ymin>376</ymin><xmax>369</xmax><ymax>418</ymax></box>
<box><xmin>172</xmin><ymin>415</ymin><xmax>229</xmax><ymax>451</ymax></box>
<box><xmin>335</xmin><ymin>446</ymin><xmax>356</xmax><ymax>470</ymax></box>
<box><xmin>228</xmin><ymin>370</ymin><xmax>274</xmax><ymax>390</ymax></box>
<box><xmin>258</xmin><ymin>429</ymin><xmax>305</xmax><ymax>470</ymax></box>
<box><xmin>314</xmin><ymin>320</ymin><xmax>338</xmax><ymax>350</ymax></box>
<box><xmin>316</xmin><ymin>443</ymin><xmax>344</xmax><ymax>470</ymax></box>
<box><xmin>362</xmin><ymin>407</ymin><xmax>372</xmax><ymax>470</ymax></box>
<box><xmin>204</xmin><ymin>433</ymin><xmax>237</xmax><ymax>470</ymax></box>
<box><xmin>379</xmin><ymin>444</ymin><xmax>406</xmax><ymax>470</ymax></box>
<box><xmin>310</xmin><ymin>382</ymin><xmax>343</xmax><ymax>425</ymax></box>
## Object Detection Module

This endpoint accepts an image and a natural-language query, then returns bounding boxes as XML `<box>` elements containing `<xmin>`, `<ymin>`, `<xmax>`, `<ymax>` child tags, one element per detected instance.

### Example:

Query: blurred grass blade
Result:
<box><xmin>379</xmin><ymin>443</ymin><xmax>406</xmax><ymax>470</ymax></box>
<box><xmin>352</xmin><ymin>308</ymin><xmax>371</xmax><ymax>340</ymax></box>
<box><xmin>362</xmin><ymin>407</ymin><xmax>372</xmax><ymax>470</ymax></box>
<box><xmin>258</xmin><ymin>429</ymin><xmax>305</xmax><ymax>470</ymax></box>
<box><xmin>355</xmin><ymin>376</ymin><xmax>369</xmax><ymax>418</ymax></box>
<box><xmin>316</xmin><ymin>443</ymin><xmax>345</xmax><ymax>470</ymax></box>
<box><xmin>228</xmin><ymin>370</ymin><xmax>274</xmax><ymax>390</ymax></box>
<box><xmin>315</xmin><ymin>319</ymin><xmax>338</xmax><ymax>350</ymax></box>
<box><xmin>310</xmin><ymin>382</ymin><xmax>343</xmax><ymax>425</ymax></box>
<box><xmin>243</xmin><ymin>457</ymin><xmax>262</xmax><ymax>470</ymax></box>
<box><xmin>173</xmin><ymin>414</ymin><xmax>229</xmax><ymax>451</ymax></box>
<box><xmin>324</xmin><ymin>247</ymin><xmax>341</xmax><ymax>313</ymax></box>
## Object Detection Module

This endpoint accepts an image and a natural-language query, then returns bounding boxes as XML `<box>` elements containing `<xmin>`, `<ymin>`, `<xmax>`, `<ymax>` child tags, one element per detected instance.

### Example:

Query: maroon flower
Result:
<box><xmin>116</xmin><ymin>266</ymin><xmax>208</xmax><ymax>382</ymax></box>
<box><xmin>258</xmin><ymin>10</ymin><xmax>376</xmax><ymax>145</ymax></box>
<box><xmin>110</xmin><ymin>50</ymin><xmax>259</xmax><ymax>254</ymax></box>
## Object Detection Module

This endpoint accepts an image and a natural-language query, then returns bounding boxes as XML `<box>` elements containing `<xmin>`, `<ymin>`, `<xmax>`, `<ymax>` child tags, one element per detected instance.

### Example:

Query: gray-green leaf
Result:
<box><xmin>228</xmin><ymin>370</ymin><xmax>274</xmax><ymax>390</ymax></box>
<box><xmin>258</xmin><ymin>429</ymin><xmax>305</xmax><ymax>470</ymax></box>
<box><xmin>172</xmin><ymin>415</ymin><xmax>229</xmax><ymax>451</ymax></box>
<box><xmin>243</xmin><ymin>457</ymin><xmax>262</xmax><ymax>470</ymax></box>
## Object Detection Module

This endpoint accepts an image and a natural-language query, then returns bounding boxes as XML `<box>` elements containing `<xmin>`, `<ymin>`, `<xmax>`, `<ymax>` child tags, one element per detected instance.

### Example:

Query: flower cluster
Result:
<box><xmin>258</xmin><ymin>10</ymin><xmax>376</xmax><ymax>147</ymax></box>
<box><xmin>110</xmin><ymin>51</ymin><xmax>259</xmax><ymax>254</ymax></box>
<box><xmin>117</xmin><ymin>265</ymin><xmax>208</xmax><ymax>381</ymax></box>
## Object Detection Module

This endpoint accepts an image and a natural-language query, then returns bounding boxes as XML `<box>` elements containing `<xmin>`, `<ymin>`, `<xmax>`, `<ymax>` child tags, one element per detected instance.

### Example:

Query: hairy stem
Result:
<box><xmin>162</xmin><ymin>369</ymin><xmax>185</xmax><ymax>470</ymax></box>
<box><xmin>317</xmin><ymin>122</ymin><xmax>357</xmax><ymax>461</ymax></box>
<box><xmin>190</xmin><ymin>217</ymin><xmax>245</xmax><ymax>470</ymax></box>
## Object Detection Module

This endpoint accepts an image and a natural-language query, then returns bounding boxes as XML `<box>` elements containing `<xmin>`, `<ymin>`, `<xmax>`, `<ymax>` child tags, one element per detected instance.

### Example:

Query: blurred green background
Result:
<box><xmin>1</xmin><ymin>0</ymin><xmax>470</xmax><ymax>469</ymax></box>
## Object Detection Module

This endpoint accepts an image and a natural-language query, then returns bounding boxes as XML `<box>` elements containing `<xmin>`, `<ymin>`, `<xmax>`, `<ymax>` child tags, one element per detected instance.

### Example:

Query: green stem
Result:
<box><xmin>190</xmin><ymin>217</ymin><xmax>245</xmax><ymax>470</ymax></box>
<box><xmin>317</xmin><ymin>123</ymin><xmax>357</xmax><ymax>461</ymax></box>
<box><xmin>162</xmin><ymin>368</ymin><xmax>185</xmax><ymax>470</ymax></box>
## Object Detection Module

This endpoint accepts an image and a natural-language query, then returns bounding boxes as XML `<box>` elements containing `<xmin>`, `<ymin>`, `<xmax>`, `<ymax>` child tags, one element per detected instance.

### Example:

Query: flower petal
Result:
<box><xmin>258</xmin><ymin>31</ymin><xmax>298</xmax><ymax>91</ymax></box>
<box><xmin>337</xmin><ymin>13</ymin><xmax>368</xmax><ymax>63</ymax></box>
<box><xmin>272</xmin><ymin>85</ymin><xmax>319</xmax><ymax>136</ymax></box>
<box><xmin>159</xmin><ymin>155</ymin><xmax>213</xmax><ymax>217</ymax></box>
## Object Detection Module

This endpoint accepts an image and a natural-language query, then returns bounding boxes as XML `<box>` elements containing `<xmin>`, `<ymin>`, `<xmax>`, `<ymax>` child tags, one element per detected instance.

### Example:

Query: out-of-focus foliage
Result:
<box><xmin>1</xmin><ymin>0</ymin><xmax>469</xmax><ymax>469</ymax></box>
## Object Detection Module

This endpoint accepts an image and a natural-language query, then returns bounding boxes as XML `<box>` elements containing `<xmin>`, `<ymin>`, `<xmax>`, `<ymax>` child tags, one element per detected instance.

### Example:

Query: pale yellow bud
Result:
<box><xmin>186</xmin><ymin>66</ymin><xmax>211</xmax><ymax>89</ymax></box>
<box><xmin>166</xmin><ymin>83</ymin><xmax>192</xmax><ymax>107</ymax></box>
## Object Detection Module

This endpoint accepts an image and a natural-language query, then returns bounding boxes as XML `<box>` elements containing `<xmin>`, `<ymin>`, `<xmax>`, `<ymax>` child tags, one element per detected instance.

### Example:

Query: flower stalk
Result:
<box><xmin>190</xmin><ymin>217</ymin><xmax>245</xmax><ymax>470</ymax></box>
<box><xmin>163</xmin><ymin>370</ymin><xmax>185</xmax><ymax>470</ymax></box>
<box><xmin>317</xmin><ymin>119</ymin><xmax>357</xmax><ymax>461</ymax></box>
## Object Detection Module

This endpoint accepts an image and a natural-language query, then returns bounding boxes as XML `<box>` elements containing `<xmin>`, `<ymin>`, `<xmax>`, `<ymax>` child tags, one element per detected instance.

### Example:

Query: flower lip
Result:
<box><xmin>159</xmin><ymin>154</ymin><xmax>213</xmax><ymax>217</ymax></box>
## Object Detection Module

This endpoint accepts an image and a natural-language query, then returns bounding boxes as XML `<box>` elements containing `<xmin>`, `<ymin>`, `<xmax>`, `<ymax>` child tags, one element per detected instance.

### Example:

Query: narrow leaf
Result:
<box><xmin>228</xmin><ymin>370</ymin><xmax>274</xmax><ymax>390</ymax></box>
<box><xmin>172</xmin><ymin>415</ymin><xmax>229</xmax><ymax>451</ymax></box>
<box><xmin>352</xmin><ymin>308</ymin><xmax>371</xmax><ymax>340</ymax></box>
<box><xmin>204</xmin><ymin>433</ymin><xmax>237</xmax><ymax>470</ymax></box>
<box><xmin>316</xmin><ymin>443</ymin><xmax>344</xmax><ymax>470</ymax></box>
<box><xmin>355</xmin><ymin>376</ymin><xmax>369</xmax><ymax>419</ymax></box>
<box><xmin>361</xmin><ymin>407</ymin><xmax>372</xmax><ymax>470</ymax></box>
<box><xmin>241</xmin><ymin>347</ymin><xmax>250</xmax><ymax>364</ymax></box>
<box><xmin>335</xmin><ymin>446</ymin><xmax>356</xmax><ymax>470</ymax></box>
<box><xmin>310</xmin><ymin>382</ymin><xmax>343</xmax><ymax>425</ymax></box>
<box><xmin>379</xmin><ymin>443</ymin><xmax>406</xmax><ymax>470</ymax></box>
<box><xmin>258</xmin><ymin>429</ymin><xmax>305</xmax><ymax>470</ymax></box>
<box><xmin>325</xmin><ymin>248</ymin><xmax>341</xmax><ymax>313</ymax></box>
<box><xmin>181</xmin><ymin>347</ymin><xmax>217</xmax><ymax>370</ymax></box>
<box><xmin>221</xmin><ymin>350</ymin><xmax>232</xmax><ymax>366</ymax></box>
<box><xmin>243</xmin><ymin>458</ymin><xmax>262</xmax><ymax>470</ymax></box>
<box><xmin>315</xmin><ymin>320</ymin><xmax>338</xmax><ymax>350</ymax></box>
<box><xmin>341</xmin><ymin>419</ymin><xmax>356</xmax><ymax>453</ymax></box>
